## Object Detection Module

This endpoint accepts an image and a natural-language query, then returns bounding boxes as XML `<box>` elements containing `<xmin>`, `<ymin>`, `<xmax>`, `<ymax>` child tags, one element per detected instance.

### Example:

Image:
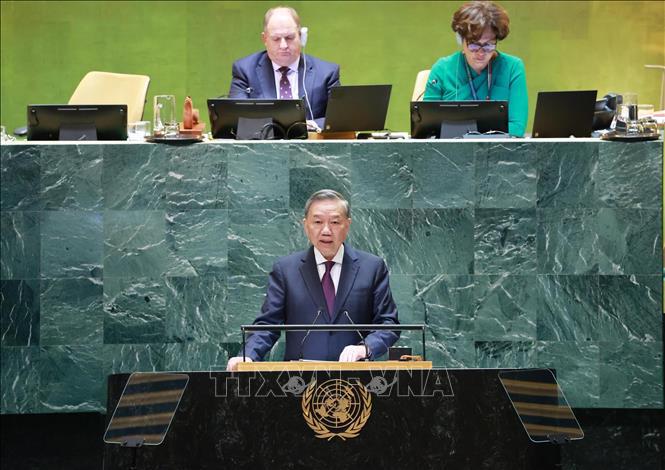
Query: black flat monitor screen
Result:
<box><xmin>207</xmin><ymin>98</ymin><xmax>307</xmax><ymax>139</ymax></box>
<box><xmin>323</xmin><ymin>84</ymin><xmax>392</xmax><ymax>132</ymax></box>
<box><xmin>410</xmin><ymin>100</ymin><xmax>508</xmax><ymax>138</ymax></box>
<box><xmin>531</xmin><ymin>90</ymin><xmax>597</xmax><ymax>138</ymax></box>
<box><xmin>27</xmin><ymin>104</ymin><xmax>128</xmax><ymax>141</ymax></box>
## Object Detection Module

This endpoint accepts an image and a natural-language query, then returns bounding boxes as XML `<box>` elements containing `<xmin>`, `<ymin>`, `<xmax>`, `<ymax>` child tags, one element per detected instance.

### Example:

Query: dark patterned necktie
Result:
<box><xmin>321</xmin><ymin>261</ymin><xmax>335</xmax><ymax>318</ymax></box>
<box><xmin>278</xmin><ymin>66</ymin><xmax>293</xmax><ymax>99</ymax></box>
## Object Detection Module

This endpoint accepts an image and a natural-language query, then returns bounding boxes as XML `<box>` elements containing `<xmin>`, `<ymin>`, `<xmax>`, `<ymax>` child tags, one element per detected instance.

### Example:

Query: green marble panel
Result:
<box><xmin>227</xmin><ymin>143</ymin><xmax>289</xmax><ymax>210</ymax></box>
<box><xmin>226</xmin><ymin>275</ymin><xmax>269</xmax><ymax>342</ymax></box>
<box><xmin>596</xmin><ymin>209</ymin><xmax>661</xmax><ymax>275</ymax></box>
<box><xmin>474</xmin><ymin>275</ymin><xmax>537</xmax><ymax>341</ymax></box>
<box><xmin>1</xmin><ymin>140</ymin><xmax>662</xmax><ymax>412</ymax></box>
<box><xmin>103</xmin><ymin>343</ymin><xmax>166</xmax><ymax>375</ymax></box>
<box><xmin>388</xmin><ymin>274</ymin><xmax>421</xmax><ymax>346</ymax></box>
<box><xmin>163</xmin><ymin>342</ymin><xmax>233</xmax><ymax>372</ymax></box>
<box><xmin>40</xmin><ymin>278</ymin><xmax>103</xmax><ymax>345</ymax></box>
<box><xmin>287</xmin><ymin>209</ymin><xmax>309</xmax><ymax>253</ymax></box>
<box><xmin>595</xmin><ymin>141</ymin><xmax>662</xmax><ymax>209</ymax></box>
<box><xmin>476</xmin><ymin>142</ymin><xmax>537</xmax><ymax>208</ymax></box>
<box><xmin>537</xmin><ymin>208</ymin><xmax>599</xmax><ymax>274</ymax></box>
<box><xmin>103</xmin><ymin>210</ymin><xmax>171</xmax><ymax>278</ymax></box>
<box><xmin>103</xmin><ymin>277</ymin><xmax>166</xmax><ymax>344</ymax></box>
<box><xmin>1</xmin><ymin>280</ymin><xmax>40</xmax><ymax>346</ymax></box>
<box><xmin>102</xmin><ymin>144</ymin><xmax>167</xmax><ymax>210</ymax></box>
<box><xmin>166</xmin><ymin>209</ymin><xmax>228</xmax><ymax>276</ymax></box>
<box><xmin>537</xmin><ymin>275</ymin><xmax>599</xmax><ymax>341</ymax></box>
<box><xmin>599</xmin><ymin>340</ymin><xmax>663</xmax><ymax>408</ymax></box>
<box><xmin>536</xmin><ymin>142</ymin><xmax>597</xmax><ymax>208</ymax></box>
<box><xmin>0</xmin><ymin>145</ymin><xmax>41</xmax><ymax>211</ymax></box>
<box><xmin>597</xmin><ymin>275</ymin><xmax>662</xmax><ymax>342</ymax></box>
<box><xmin>1</xmin><ymin>346</ymin><xmax>41</xmax><ymax>413</ymax></box>
<box><xmin>413</xmin><ymin>275</ymin><xmax>475</xmax><ymax>342</ymax></box>
<box><xmin>41</xmin><ymin>144</ymin><xmax>103</xmax><ymax>210</ymax></box>
<box><xmin>1</xmin><ymin>211</ymin><xmax>40</xmax><ymax>279</ymax></box>
<box><xmin>288</xmin><ymin>142</ymin><xmax>351</xmax><ymax>210</ymax></box>
<box><xmin>165</xmin><ymin>144</ymin><xmax>228</xmax><ymax>210</ymax></box>
<box><xmin>165</xmin><ymin>274</ymin><xmax>227</xmax><ymax>343</ymax></box>
<box><xmin>536</xmin><ymin>341</ymin><xmax>600</xmax><ymax>408</ymax></box>
<box><xmin>228</xmin><ymin>209</ymin><xmax>291</xmax><ymax>276</ymax></box>
<box><xmin>347</xmin><ymin>209</ymin><xmax>413</xmax><ymax>275</ymax></box>
<box><xmin>411</xmin><ymin>142</ymin><xmax>475</xmax><ymax>209</ymax></box>
<box><xmin>38</xmin><ymin>344</ymin><xmax>104</xmax><ymax>413</ymax></box>
<box><xmin>474</xmin><ymin>209</ymin><xmax>537</xmax><ymax>274</ymax></box>
<box><xmin>426</xmin><ymin>339</ymin><xmax>476</xmax><ymax>368</ymax></box>
<box><xmin>475</xmin><ymin>341</ymin><xmax>538</xmax><ymax>368</ymax></box>
<box><xmin>349</xmin><ymin>142</ymin><xmax>413</xmax><ymax>209</ymax></box>
<box><xmin>41</xmin><ymin>211</ymin><xmax>103</xmax><ymax>279</ymax></box>
<box><xmin>410</xmin><ymin>209</ymin><xmax>474</xmax><ymax>275</ymax></box>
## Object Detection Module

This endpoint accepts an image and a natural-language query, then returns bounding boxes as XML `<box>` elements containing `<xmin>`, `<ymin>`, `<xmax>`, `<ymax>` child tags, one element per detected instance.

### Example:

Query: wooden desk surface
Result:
<box><xmin>236</xmin><ymin>360</ymin><xmax>432</xmax><ymax>372</ymax></box>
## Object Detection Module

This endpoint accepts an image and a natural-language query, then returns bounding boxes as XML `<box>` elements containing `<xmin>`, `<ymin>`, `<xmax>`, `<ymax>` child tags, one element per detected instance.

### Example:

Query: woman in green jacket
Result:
<box><xmin>424</xmin><ymin>1</ymin><xmax>528</xmax><ymax>137</ymax></box>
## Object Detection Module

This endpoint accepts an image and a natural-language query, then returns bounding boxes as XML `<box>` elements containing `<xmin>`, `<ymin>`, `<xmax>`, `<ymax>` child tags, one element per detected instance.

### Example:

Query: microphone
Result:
<box><xmin>299</xmin><ymin>26</ymin><xmax>314</xmax><ymax>121</ymax></box>
<box><xmin>299</xmin><ymin>309</ymin><xmax>323</xmax><ymax>359</ymax></box>
<box><xmin>415</xmin><ymin>79</ymin><xmax>437</xmax><ymax>101</ymax></box>
<box><xmin>343</xmin><ymin>310</ymin><xmax>370</xmax><ymax>360</ymax></box>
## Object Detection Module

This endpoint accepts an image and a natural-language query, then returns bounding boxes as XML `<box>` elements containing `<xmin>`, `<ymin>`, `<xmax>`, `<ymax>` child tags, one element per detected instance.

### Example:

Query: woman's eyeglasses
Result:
<box><xmin>467</xmin><ymin>42</ymin><xmax>497</xmax><ymax>53</ymax></box>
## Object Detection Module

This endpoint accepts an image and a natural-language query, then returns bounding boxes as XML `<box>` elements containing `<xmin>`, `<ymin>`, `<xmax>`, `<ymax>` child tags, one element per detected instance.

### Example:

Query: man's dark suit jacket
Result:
<box><xmin>228</xmin><ymin>51</ymin><xmax>340</xmax><ymax>123</ymax></box>
<box><xmin>242</xmin><ymin>243</ymin><xmax>400</xmax><ymax>361</ymax></box>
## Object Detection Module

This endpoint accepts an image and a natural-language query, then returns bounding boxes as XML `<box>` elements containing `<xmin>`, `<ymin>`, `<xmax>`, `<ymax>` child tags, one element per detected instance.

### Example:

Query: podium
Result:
<box><xmin>103</xmin><ymin>366</ymin><xmax>560</xmax><ymax>469</ymax></box>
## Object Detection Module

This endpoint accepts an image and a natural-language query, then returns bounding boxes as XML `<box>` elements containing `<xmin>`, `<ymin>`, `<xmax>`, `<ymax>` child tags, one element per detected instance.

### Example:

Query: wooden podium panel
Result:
<box><xmin>236</xmin><ymin>360</ymin><xmax>432</xmax><ymax>371</ymax></box>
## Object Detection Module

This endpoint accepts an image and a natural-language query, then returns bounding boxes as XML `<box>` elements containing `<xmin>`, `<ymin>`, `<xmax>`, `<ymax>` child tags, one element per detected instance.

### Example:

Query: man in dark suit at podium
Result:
<box><xmin>227</xmin><ymin>190</ymin><xmax>400</xmax><ymax>371</ymax></box>
<box><xmin>228</xmin><ymin>6</ymin><xmax>340</xmax><ymax>126</ymax></box>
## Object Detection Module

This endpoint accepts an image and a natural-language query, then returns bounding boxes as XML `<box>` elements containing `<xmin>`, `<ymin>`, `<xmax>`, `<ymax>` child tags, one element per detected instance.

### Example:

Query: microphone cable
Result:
<box><xmin>343</xmin><ymin>310</ymin><xmax>370</xmax><ymax>360</ymax></box>
<box><xmin>299</xmin><ymin>309</ymin><xmax>323</xmax><ymax>359</ymax></box>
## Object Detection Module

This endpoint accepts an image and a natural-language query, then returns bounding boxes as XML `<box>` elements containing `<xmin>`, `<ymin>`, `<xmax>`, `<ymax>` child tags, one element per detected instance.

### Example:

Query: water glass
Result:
<box><xmin>127</xmin><ymin>121</ymin><xmax>151</xmax><ymax>141</ymax></box>
<box><xmin>619</xmin><ymin>92</ymin><xmax>638</xmax><ymax>122</ymax></box>
<box><xmin>153</xmin><ymin>95</ymin><xmax>178</xmax><ymax>137</ymax></box>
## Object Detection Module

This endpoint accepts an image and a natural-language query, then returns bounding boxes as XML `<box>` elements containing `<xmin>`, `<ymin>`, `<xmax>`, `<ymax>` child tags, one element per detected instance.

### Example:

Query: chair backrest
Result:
<box><xmin>411</xmin><ymin>69</ymin><xmax>431</xmax><ymax>102</ymax></box>
<box><xmin>68</xmin><ymin>71</ymin><xmax>150</xmax><ymax>123</ymax></box>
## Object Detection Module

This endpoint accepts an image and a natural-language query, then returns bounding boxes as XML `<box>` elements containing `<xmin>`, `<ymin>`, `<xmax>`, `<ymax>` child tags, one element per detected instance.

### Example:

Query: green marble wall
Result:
<box><xmin>1</xmin><ymin>140</ymin><xmax>662</xmax><ymax>414</ymax></box>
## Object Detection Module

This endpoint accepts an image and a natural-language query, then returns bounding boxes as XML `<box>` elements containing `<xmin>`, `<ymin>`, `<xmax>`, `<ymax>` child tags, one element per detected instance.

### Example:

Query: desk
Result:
<box><xmin>0</xmin><ymin>139</ymin><xmax>662</xmax><ymax>414</ymax></box>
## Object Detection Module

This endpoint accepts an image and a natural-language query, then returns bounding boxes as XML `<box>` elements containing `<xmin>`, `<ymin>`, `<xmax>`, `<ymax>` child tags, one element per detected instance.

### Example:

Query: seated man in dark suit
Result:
<box><xmin>228</xmin><ymin>6</ymin><xmax>340</xmax><ymax>127</ymax></box>
<box><xmin>227</xmin><ymin>189</ymin><xmax>400</xmax><ymax>371</ymax></box>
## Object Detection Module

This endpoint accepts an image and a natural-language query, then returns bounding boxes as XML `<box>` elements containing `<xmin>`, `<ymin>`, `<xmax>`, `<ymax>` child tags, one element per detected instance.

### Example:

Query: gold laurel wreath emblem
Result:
<box><xmin>301</xmin><ymin>379</ymin><xmax>372</xmax><ymax>441</ymax></box>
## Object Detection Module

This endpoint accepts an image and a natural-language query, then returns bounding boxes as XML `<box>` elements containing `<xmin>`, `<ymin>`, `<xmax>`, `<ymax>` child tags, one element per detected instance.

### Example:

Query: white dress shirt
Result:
<box><xmin>313</xmin><ymin>245</ymin><xmax>344</xmax><ymax>294</ymax></box>
<box><xmin>271</xmin><ymin>58</ymin><xmax>300</xmax><ymax>98</ymax></box>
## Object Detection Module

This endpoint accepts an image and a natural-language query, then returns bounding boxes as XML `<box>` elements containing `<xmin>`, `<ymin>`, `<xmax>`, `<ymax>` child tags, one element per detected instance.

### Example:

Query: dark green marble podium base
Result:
<box><xmin>1</xmin><ymin>140</ymin><xmax>662</xmax><ymax>413</ymax></box>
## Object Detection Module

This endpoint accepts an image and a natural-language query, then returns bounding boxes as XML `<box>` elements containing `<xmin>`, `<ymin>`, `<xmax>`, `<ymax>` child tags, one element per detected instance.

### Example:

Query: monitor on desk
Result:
<box><xmin>27</xmin><ymin>104</ymin><xmax>128</xmax><ymax>141</ymax></box>
<box><xmin>410</xmin><ymin>100</ymin><xmax>508</xmax><ymax>138</ymax></box>
<box><xmin>531</xmin><ymin>90</ymin><xmax>597</xmax><ymax>138</ymax></box>
<box><xmin>322</xmin><ymin>85</ymin><xmax>392</xmax><ymax>133</ymax></box>
<box><xmin>207</xmin><ymin>98</ymin><xmax>307</xmax><ymax>139</ymax></box>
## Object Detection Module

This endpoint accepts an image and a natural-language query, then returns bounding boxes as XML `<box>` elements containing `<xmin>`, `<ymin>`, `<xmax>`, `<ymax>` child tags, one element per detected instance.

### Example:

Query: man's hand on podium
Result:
<box><xmin>227</xmin><ymin>356</ymin><xmax>253</xmax><ymax>371</ymax></box>
<box><xmin>338</xmin><ymin>345</ymin><xmax>368</xmax><ymax>362</ymax></box>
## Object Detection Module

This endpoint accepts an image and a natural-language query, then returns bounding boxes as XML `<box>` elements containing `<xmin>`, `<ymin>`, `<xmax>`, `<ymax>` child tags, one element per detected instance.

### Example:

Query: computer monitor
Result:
<box><xmin>531</xmin><ymin>90</ymin><xmax>597</xmax><ymax>138</ymax></box>
<box><xmin>207</xmin><ymin>98</ymin><xmax>307</xmax><ymax>139</ymax></box>
<box><xmin>27</xmin><ymin>104</ymin><xmax>128</xmax><ymax>141</ymax></box>
<box><xmin>410</xmin><ymin>100</ymin><xmax>508</xmax><ymax>138</ymax></box>
<box><xmin>322</xmin><ymin>85</ymin><xmax>392</xmax><ymax>132</ymax></box>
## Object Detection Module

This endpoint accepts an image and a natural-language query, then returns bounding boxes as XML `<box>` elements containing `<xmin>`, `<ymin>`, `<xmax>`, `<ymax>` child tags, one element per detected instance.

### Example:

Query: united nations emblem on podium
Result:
<box><xmin>301</xmin><ymin>379</ymin><xmax>372</xmax><ymax>440</ymax></box>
